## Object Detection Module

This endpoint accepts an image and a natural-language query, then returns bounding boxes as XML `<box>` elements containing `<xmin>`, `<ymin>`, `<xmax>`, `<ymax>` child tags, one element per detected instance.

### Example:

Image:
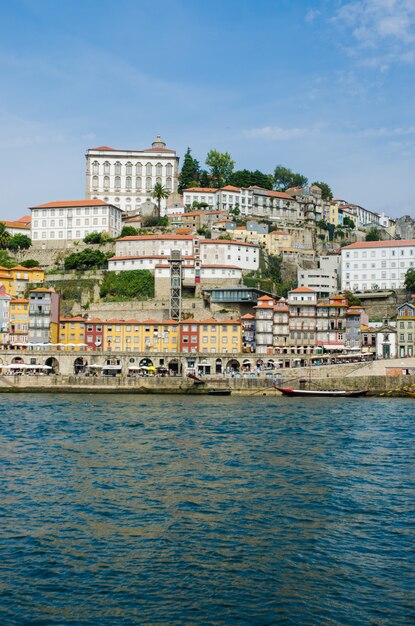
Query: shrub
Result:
<box><xmin>64</xmin><ymin>248</ymin><xmax>108</xmax><ymax>271</ymax></box>
<box><xmin>100</xmin><ymin>270</ymin><xmax>154</xmax><ymax>300</ymax></box>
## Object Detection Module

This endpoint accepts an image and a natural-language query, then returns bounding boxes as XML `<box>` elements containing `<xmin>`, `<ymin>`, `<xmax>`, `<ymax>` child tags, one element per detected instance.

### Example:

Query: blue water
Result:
<box><xmin>0</xmin><ymin>394</ymin><xmax>414</xmax><ymax>625</ymax></box>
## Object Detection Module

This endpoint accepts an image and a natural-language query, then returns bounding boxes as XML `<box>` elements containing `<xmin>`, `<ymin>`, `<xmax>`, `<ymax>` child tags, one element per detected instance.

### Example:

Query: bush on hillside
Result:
<box><xmin>100</xmin><ymin>270</ymin><xmax>154</xmax><ymax>300</ymax></box>
<box><xmin>64</xmin><ymin>248</ymin><xmax>108</xmax><ymax>271</ymax></box>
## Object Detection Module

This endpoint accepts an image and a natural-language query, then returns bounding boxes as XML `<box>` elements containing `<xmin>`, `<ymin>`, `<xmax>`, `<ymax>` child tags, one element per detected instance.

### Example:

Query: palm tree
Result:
<box><xmin>0</xmin><ymin>222</ymin><xmax>11</xmax><ymax>249</ymax></box>
<box><xmin>151</xmin><ymin>183</ymin><xmax>170</xmax><ymax>220</ymax></box>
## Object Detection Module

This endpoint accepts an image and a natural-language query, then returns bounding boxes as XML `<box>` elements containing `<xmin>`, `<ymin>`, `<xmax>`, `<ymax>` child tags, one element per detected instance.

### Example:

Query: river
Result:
<box><xmin>1</xmin><ymin>394</ymin><xmax>414</xmax><ymax>624</ymax></box>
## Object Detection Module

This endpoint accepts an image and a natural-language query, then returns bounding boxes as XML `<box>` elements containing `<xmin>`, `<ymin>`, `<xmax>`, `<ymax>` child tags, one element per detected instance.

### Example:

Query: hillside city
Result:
<box><xmin>1</xmin><ymin>134</ymin><xmax>415</xmax><ymax>376</ymax></box>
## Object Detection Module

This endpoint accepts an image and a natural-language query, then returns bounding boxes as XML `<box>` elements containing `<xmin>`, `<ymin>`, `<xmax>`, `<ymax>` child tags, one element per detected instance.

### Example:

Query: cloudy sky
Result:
<box><xmin>1</xmin><ymin>0</ymin><xmax>415</xmax><ymax>219</ymax></box>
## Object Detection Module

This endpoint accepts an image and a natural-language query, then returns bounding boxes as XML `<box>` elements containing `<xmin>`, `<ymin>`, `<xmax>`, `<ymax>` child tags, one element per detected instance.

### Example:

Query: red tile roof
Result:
<box><xmin>342</xmin><ymin>240</ymin><xmax>415</xmax><ymax>249</ymax></box>
<box><xmin>183</xmin><ymin>187</ymin><xmax>218</xmax><ymax>193</ymax></box>
<box><xmin>200</xmin><ymin>239</ymin><xmax>259</xmax><ymax>248</ymax></box>
<box><xmin>0</xmin><ymin>220</ymin><xmax>30</xmax><ymax>230</ymax></box>
<box><xmin>17</xmin><ymin>215</ymin><xmax>31</xmax><ymax>224</ymax></box>
<box><xmin>31</xmin><ymin>199</ymin><xmax>113</xmax><ymax>209</ymax></box>
<box><xmin>289</xmin><ymin>287</ymin><xmax>316</xmax><ymax>293</ymax></box>
<box><xmin>118</xmin><ymin>234</ymin><xmax>194</xmax><ymax>241</ymax></box>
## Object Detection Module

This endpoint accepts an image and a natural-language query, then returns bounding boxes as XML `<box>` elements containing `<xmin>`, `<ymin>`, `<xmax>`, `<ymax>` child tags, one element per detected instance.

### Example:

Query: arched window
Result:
<box><xmin>115</xmin><ymin>161</ymin><xmax>121</xmax><ymax>175</ymax></box>
<box><xmin>104</xmin><ymin>176</ymin><xmax>110</xmax><ymax>189</ymax></box>
<box><xmin>126</xmin><ymin>162</ymin><xmax>132</xmax><ymax>175</ymax></box>
<box><xmin>156</xmin><ymin>162</ymin><xmax>162</xmax><ymax>176</ymax></box>
<box><xmin>166</xmin><ymin>163</ymin><xmax>173</xmax><ymax>175</ymax></box>
<box><xmin>126</xmin><ymin>176</ymin><xmax>132</xmax><ymax>190</ymax></box>
<box><xmin>103</xmin><ymin>161</ymin><xmax>110</xmax><ymax>174</ymax></box>
<box><xmin>166</xmin><ymin>177</ymin><xmax>172</xmax><ymax>190</ymax></box>
<box><xmin>146</xmin><ymin>162</ymin><xmax>152</xmax><ymax>175</ymax></box>
<box><xmin>136</xmin><ymin>163</ymin><xmax>142</xmax><ymax>175</ymax></box>
<box><xmin>146</xmin><ymin>177</ymin><xmax>152</xmax><ymax>190</ymax></box>
<box><xmin>136</xmin><ymin>176</ymin><xmax>142</xmax><ymax>190</ymax></box>
<box><xmin>115</xmin><ymin>176</ymin><xmax>121</xmax><ymax>190</ymax></box>
<box><xmin>92</xmin><ymin>161</ymin><xmax>99</xmax><ymax>174</ymax></box>
<box><xmin>92</xmin><ymin>175</ymin><xmax>98</xmax><ymax>188</ymax></box>
<box><xmin>156</xmin><ymin>177</ymin><xmax>162</xmax><ymax>185</ymax></box>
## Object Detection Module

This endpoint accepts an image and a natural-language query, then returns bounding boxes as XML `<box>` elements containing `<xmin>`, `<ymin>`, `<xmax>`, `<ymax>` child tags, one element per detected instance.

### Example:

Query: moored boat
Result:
<box><xmin>208</xmin><ymin>389</ymin><xmax>232</xmax><ymax>396</ymax></box>
<box><xmin>275</xmin><ymin>387</ymin><xmax>368</xmax><ymax>398</ymax></box>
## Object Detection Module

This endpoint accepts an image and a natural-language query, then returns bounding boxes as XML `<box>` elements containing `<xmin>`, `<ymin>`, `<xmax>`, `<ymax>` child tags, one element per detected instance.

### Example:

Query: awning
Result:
<box><xmin>103</xmin><ymin>364</ymin><xmax>122</xmax><ymax>370</ymax></box>
<box><xmin>323</xmin><ymin>345</ymin><xmax>345</xmax><ymax>351</ymax></box>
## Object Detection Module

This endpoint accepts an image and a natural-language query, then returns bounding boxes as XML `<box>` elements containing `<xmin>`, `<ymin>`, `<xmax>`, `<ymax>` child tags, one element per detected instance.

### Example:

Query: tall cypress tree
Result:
<box><xmin>179</xmin><ymin>148</ymin><xmax>201</xmax><ymax>192</ymax></box>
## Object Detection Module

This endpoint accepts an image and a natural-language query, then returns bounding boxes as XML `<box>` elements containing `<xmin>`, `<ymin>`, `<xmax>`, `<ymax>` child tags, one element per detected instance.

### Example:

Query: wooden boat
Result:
<box><xmin>187</xmin><ymin>373</ymin><xmax>205</xmax><ymax>385</ymax></box>
<box><xmin>275</xmin><ymin>386</ymin><xmax>368</xmax><ymax>398</ymax></box>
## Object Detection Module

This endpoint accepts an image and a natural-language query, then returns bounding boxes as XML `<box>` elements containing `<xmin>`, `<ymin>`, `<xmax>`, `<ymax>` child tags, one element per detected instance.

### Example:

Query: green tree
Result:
<box><xmin>64</xmin><ymin>248</ymin><xmax>108</xmax><ymax>271</ymax></box>
<box><xmin>179</xmin><ymin>148</ymin><xmax>201</xmax><ymax>192</ymax></box>
<box><xmin>120</xmin><ymin>225</ymin><xmax>139</xmax><ymax>237</ymax></box>
<box><xmin>8</xmin><ymin>234</ymin><xmax>31</xmax><ymax>250</ymax></box>
<box><xmin>316</xmin><ymin>219</ymin><xmax>329</xmax><ymax>231</ymax></box>
<box><xmin>228</xmin><ymin>206</ymin><xmax>240</xmax><ymax>218</ymax></box>
<box><xmin>274</xmin><ymin>165</ymin><xmax>308</xmax><ymax>191</ymax></box>
<box><xmin>142</xmin><ymin>216</ymin><xmax>169</xmax><ymax>228</ymax></box>
<box><xmin>343</xmin><ymin>291</ymin><xmax>362</xmax><ymax>306</ymax></box>
<box><xmin>20</xmin><ymin>259</ymin><xmax>40</xmax><ymax>268</ymax></box>
<box><xmin>404</xmin><ymin>268</ymin><xmax>415</xmax><ymax>293</ymax></box>
<box><xmin>263</xmin><ymin>254</ymin><xmax>283</xmax><ymax>284</ymax></box>
<box><xmin>343</xmin><ymin>216</ymin><xmax>355</xmax><ymax>229</ymax></box>
<box><xmin>365</xmin><ymin>228</ymin><xmax>381</xmax><ymax>241</ymax></box>
<box><xmin>0</xmin><ymin>249</ymin><xmax>14</xmax><ymax>267</ymax></box>
<box><xmin>83</xmin><ymin>231</ymin><xmax>105</xmax><ymax>244</ymax></box>
<box><xmin>205</xmin><ymin>150</ymin><xmax>234</xmax><ymax>187</ymax></box>
<box><xmin>229</xmin><ymin>169</ymin><xmax>274</xmax><ymax>189</ymax></box>
<box><xmin>100</xmin><ymin>270</ymin><xmax>154</xmax><ymax>300</ymax></box>
<box><xmin>151</xmin><ymin>183</ymin><xmax>170</xmax><ymax>219</ymax></box>
<box><xmin>0</xmin><ymin>223</ymin><xmax>11</xmax><ymax>249</ymax></box>
<box><xmin>312</xmin><ymin>181</ymin><xmax>333</xmax><ymax>200</ymax></box>
<box><xmin>198</xmin><ymin>170</ymin><xmax>211</xmax><ymax>187</ymax></box>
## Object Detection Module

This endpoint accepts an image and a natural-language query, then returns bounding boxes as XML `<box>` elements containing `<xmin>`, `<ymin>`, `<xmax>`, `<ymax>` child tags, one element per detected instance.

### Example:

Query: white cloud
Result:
<box><xmin>359</xmin><ymin>126</ymin><xmax>415</xmax><ymax>137</ymax></box>
<box><xmin>335</xmin><ymin>0</ymin><xmax>415</xmax><ymax>66</ymax></box>
<box><xmin>305</xmin><ymin>8</ymin><xmax>321</xmax><ymax>23</ymax></box>
<box><xmin>243</xmin><ymin>126</ymin><xmax>309</xmax><ymax>140</ymax></box>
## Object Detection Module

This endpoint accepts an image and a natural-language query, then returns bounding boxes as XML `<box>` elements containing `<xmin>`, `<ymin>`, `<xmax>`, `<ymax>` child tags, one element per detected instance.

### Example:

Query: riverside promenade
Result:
<box><xmin>0</xmin><ymin>357</ymin><xmax>414</xmax><ymax>396</ymax></box>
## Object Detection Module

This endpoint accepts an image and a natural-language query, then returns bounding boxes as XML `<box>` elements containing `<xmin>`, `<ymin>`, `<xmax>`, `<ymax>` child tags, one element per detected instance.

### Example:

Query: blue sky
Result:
<box><xmin>1</xmin><ymin>0</ymin><xmax>415</xmax><ymax>218</ymax></box>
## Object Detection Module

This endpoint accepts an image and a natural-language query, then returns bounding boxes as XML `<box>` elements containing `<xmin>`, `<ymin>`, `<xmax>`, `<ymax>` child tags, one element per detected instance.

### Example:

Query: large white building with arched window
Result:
<box><xmin>85</xmin><ymin>135</ymin><xmax>179</xmax><ymax>214</ymax></box>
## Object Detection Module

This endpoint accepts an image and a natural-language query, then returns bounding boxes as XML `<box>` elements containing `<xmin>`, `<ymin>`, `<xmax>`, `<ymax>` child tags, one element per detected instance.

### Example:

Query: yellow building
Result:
<box><xmin>103</xmin><ymin>319</ymin><xmax>180</xmax><ymax>353</ymax></box>
<box><xmin>265</xmin><ymin>230</ymin><xmax>292</xmax><ymax>255</ymax></box>
<box><xmin>9</xmin><ymin>298</ymin><xmax>29</xmax><ymax>346</ymax></box>
<box><xmin>198</xmin><ymin>318</ymin><xmax>242</xmax><ymax>354</ymax></box>
<box><xmin>327</xmin><ymin>202</ymin><xmax>340</xmax><ymax>226</ymax></box>
<box><xmin>0</xmin><ymin>265</ymin><xmax>45</xmax><ymax>297</ymax></box>
<box><xmin>59</xmin><ymin>317</ymin><xmax>86</xmax><ymax>349</ymax></box>
<box><xmin>0</xmin><ymin>269</ymin><xmax>14</xmax><ymax>296</ymax></box>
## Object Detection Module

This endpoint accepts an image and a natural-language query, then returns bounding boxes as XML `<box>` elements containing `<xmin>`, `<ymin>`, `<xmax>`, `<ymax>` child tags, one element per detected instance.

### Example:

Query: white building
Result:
<box><xmin>297</xmin><ymin>268</ymin><xmax>338</xmax><ymax>298</ymax></box>
<box><xmin>182</xmin><ymin>185</ymin><xmax>299</xmax><ymax>222</ymax></box>
<box><xmin>341</xmin><ymin>240</ymin><xmax>415</xmax><ymax>292</ymax></box>
<box><xmin>111</xmin><ymin>235</ymin><xmax>259</xmax><ymax>272</ymax></box>
<box><xmin>85</xmin><ymin>135</ymin><xmax>179</xmax><ymax>214</ymax></box>
<box><xmin>2</xmin><ymin>219</ymin><xmax>31</xmax><ymax>236</ymax></box>
<box><xmin>30</xmin><ymin>199</ymin><xmax>123</xmax><ymax>243</ymax></box>
<box><xmin>298</xmin><ymin>255</ymin><xmax>341</xmax><ymax>298</ymax></box>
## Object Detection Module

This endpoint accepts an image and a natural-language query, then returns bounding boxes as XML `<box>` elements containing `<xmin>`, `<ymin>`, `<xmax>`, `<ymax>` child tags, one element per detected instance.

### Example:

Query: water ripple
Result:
<box><xmin>0</xmin><ymin>394</ymin><xmax>414</xmax><ymax>625</ymax></box>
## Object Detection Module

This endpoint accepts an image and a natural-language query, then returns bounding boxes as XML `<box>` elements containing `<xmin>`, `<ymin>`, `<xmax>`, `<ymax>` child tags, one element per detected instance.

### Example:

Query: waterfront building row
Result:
<box><xmin>253</xmin><ymin>288</ymin><xmax>368</xmax><ymax>355</ymax></box>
